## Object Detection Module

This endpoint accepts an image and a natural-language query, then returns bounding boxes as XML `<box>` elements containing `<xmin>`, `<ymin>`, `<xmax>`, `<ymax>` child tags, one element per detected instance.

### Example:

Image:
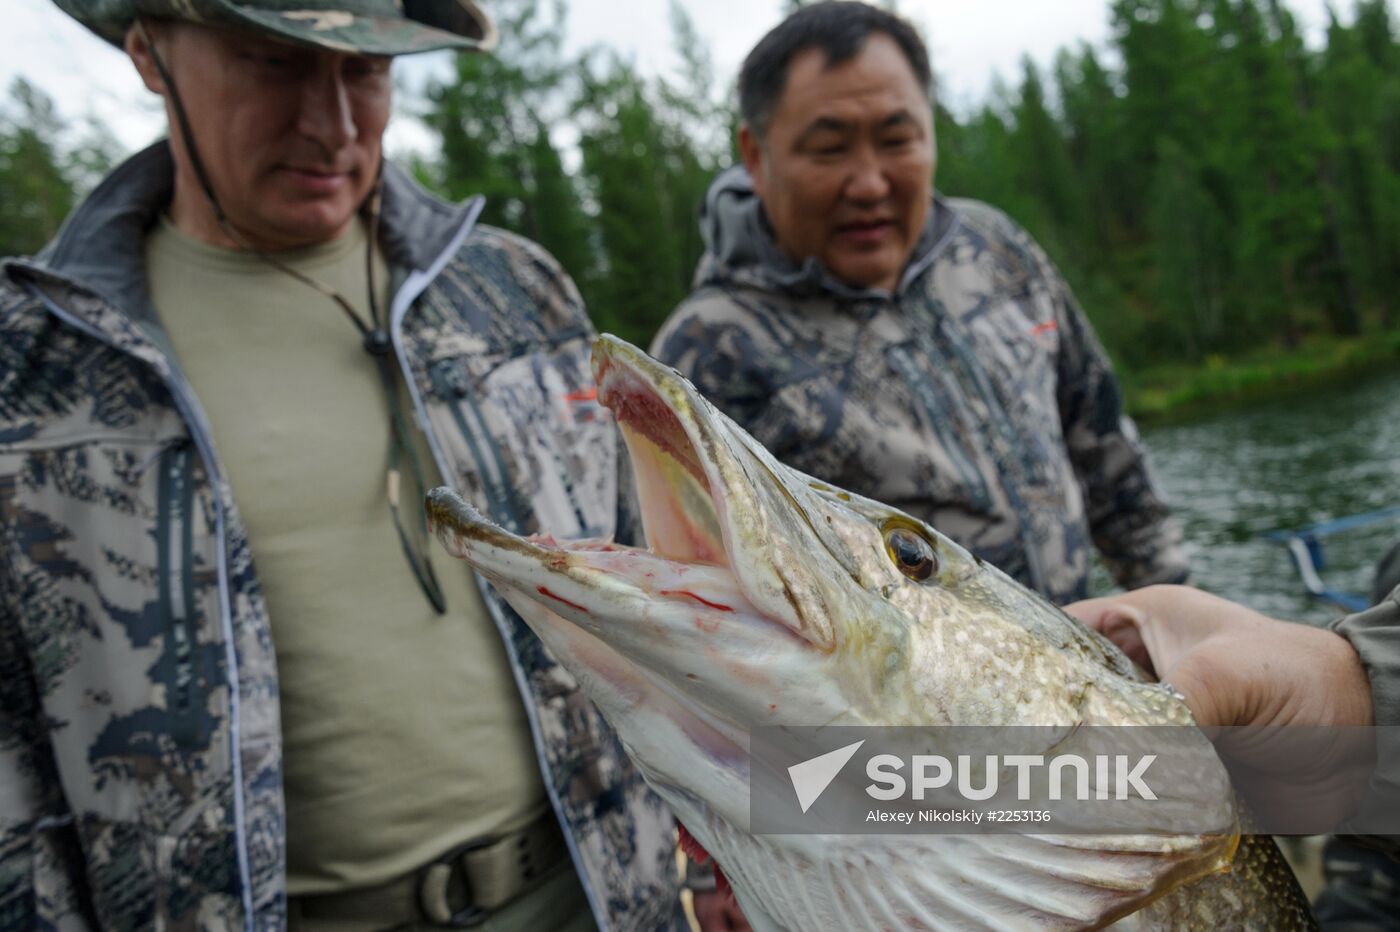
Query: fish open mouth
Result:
<box><xmin>426</xmin><ymin>335</ymin><xmax>830</xmax><ymax>660</ymax></box>
<box><xmin>593</xmin><ymin>336</ymin><xmax>835</xmax><ymax>649</ymax></box>
<box><xmin>592</xmin><ymin>339</ymin><xmax>732</xmax><ymax>571</ymax></box>
<box><xmin>426</xmin><ymin>338</ymin><xmax>1255</xmax><ymax>929</ymax></box>
<box><xmin>424</xmin><ymin>338</ymin><xmax>804</xmax><ymax>792</ymax></box>
<box><xmin>424</xmin><ymin>335</ymin><xmax>817</xmax><ymax>645</ymax></box>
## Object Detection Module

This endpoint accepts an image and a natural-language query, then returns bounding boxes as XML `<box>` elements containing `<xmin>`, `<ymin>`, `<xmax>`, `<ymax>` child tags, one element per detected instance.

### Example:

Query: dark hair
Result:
<box><xmin>739</xmin><ymin>1</ymin><xmax>933</xmax><ymax>138</ymax></box>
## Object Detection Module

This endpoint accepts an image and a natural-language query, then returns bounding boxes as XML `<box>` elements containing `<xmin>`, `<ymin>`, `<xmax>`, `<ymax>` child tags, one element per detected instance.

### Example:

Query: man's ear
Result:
<box><xmin>738</xmin><ymin>123</ymin><xmax>766</xmax><ymax>199</ymax></box>
<box><xmin>125</xmin><ymin>21</ymin><xmax>169</xmax><ymax>95</ymax></box>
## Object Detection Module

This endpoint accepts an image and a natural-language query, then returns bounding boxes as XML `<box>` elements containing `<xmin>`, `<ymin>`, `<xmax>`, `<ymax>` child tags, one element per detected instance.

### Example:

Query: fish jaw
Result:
<box><xmin>593</xmin><ymin>335</ymin><xmax>847</xmax><ymax>651</ymax></box>
<box><xmin>425</xmin><ymin>488</ymin><xmax>837</xmax><ymax>828</ymax></box>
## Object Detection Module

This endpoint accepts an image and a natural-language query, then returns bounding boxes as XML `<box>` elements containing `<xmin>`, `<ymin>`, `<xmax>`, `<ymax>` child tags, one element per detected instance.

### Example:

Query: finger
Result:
<box><xmin>1099</xmin><ymin>608</ymin><xmax>1156</xmax><ymax>673</ymax></box>
<box><xmin>1064</xmin><ymin>598</ymin><xmax>1156</xmax><ymax>673</ymax></box>
<box><xmin>1062</xmin><ymin>596</ymin><xmax>1129</xmax><ymax>632</ymax></box>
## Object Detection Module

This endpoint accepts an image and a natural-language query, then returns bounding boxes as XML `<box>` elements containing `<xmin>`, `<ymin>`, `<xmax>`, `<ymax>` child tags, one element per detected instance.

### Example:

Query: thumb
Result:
<box><xmin>1067</xmin><ymin>589</ymin><xmax>1239</xmax><ymax>727</ymax></box>
<box><xmin>1064</xmin><ymin>597</ymin><xmax>1155</xmax><ymax>673</ymax></box>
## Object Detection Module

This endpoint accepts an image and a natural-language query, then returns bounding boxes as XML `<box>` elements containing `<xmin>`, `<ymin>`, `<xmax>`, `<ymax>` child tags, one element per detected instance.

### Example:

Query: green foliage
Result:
<box><xmin>420</xmin><ymin>0</ymin><xmax>730</xmax><ymax>344</ymax></box>
<box><xmin>566</xmin><ymin>2</ymin><xmax>730</xmax><ymax>343</ymax></box>
<box><xmin>0</xmin><ymin>78</ymin><xmax>119</xmax><ymax>257</ymax></box>
<box><xmin>1010</xmin><ymin>58</ymin><xmax>1085</xmax><ymax>244</ymax></box>
<box><xmin>1126</xmin><ymin>330</ymin><xmax>1400</xmax><ymax>421</ymax></box>
<box><xmin>941</xmin><ymin>0</ymin><xmax>1400</xmax><ymax>376</ymax></box>
<box><xmin>1147</xmin><ymin>136</ymin><xmax>1228</xmax><ymax>359</ymax></box>
<box><xmin>420</xmin><ymin>0</ymin><xmax>593</xmax><ymax>280</ymax></box>
<box><xmin>573</xmin><ymin>62</ymin><xmax>690</xmax><ymax>343</ymax></box>
<box><xmin>1318</xmin><ymin>1</ymin><xmax>1400</xmax><ymax>329</ymax></box>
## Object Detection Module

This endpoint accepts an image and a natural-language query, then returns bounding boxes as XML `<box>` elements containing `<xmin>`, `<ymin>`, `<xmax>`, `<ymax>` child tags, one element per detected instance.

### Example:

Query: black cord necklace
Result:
<box><xmin>141</xmin><ymin>21</ymin><xmax>447</xmax><ymax>614</ymax></box>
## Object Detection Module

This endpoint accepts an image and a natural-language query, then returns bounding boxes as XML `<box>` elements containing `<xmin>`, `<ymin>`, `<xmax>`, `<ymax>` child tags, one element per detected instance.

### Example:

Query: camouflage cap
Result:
<box><xmin>54</xmin><ymin>0</ymin><xmax>498</xmax><ymax>56</ymax></box>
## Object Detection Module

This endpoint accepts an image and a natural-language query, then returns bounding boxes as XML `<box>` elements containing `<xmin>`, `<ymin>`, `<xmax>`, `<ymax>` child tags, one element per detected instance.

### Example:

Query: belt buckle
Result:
<box><xmin>418</xmin><ymin>838</ymin><xmax>492</xmax><ymax>928</ymax></box>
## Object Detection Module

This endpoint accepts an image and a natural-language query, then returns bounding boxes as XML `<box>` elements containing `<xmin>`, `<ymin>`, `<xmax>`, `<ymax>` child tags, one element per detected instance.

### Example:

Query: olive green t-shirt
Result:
<box><xmin>146</xmin><ymin>216</ymin><xmax>549</xmax><ymax>895</ymax></box>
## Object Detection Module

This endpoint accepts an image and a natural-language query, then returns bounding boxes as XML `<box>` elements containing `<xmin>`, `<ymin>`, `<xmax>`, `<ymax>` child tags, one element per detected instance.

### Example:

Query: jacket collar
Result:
<box><xmin>694</xmin><ymin>164</ymin><xmax>960</xmax><ymax>301</ymax></box>
<box><xmin>25</xmin><ymin>139</ymin><xmax>476</xmax><ymax>329</ymax></box>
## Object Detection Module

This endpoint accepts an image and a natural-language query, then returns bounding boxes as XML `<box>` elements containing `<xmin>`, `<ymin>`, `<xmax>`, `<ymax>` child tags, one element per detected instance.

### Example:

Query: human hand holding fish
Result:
<box><xmin>427</xmin><ymin>335</ymin><xmax>1319</xmax><ymax>931</ymax></box>
<box><xmin>1065</xmin><ymin>586</ymin><xmax>1374</xmax><ymax>732</ymax></box>
<box><xmin>1067</xmin><ymin>586</ymin><xmax>1376</xmax><ymax>832</ymax></box>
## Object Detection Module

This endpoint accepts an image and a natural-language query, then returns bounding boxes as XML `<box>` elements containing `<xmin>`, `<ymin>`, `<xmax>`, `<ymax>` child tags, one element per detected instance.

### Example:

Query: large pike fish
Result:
<box><xmin>427</xmin><ymin>336</ymin><xmax>1314</xmax><ymax>930</ymax></box>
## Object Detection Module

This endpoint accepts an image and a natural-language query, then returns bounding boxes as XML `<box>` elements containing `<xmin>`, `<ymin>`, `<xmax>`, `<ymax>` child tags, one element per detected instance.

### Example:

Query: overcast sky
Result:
<box><xmin>4</xmin><ymin>0</ymin><xmax>1346</xmax><ymax>159</ymax></box>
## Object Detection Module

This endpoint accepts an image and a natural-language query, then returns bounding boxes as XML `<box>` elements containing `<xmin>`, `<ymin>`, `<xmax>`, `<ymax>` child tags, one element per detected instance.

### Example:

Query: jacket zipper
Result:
<box><xmin>157</xmin><ymin>440</ymin><xmax>199</xmax><ymax>744</ymax></box>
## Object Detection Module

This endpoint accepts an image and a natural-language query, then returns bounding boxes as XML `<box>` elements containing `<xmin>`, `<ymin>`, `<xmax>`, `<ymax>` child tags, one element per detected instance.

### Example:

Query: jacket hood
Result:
<box><xmin>694</xmin><ymin>164</ymin><xmax>960</xmax><ymax>300</ymax></box>
<box><xmin>24</xmin><ymin>140</ymin><xmax>479</xmax><ymax>332</ymax></box>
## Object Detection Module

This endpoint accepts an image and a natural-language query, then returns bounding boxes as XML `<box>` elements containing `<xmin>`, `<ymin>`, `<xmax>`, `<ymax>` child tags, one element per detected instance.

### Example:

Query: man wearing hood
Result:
<box><xmin>0</xmin><ymin>2</ymin><xmax>685</xmax><ymax>929</ymax></box>
<box><xmin>652</xmin><ymin>1</ymin><xmax>1188</xmax><ymax>605</ymax></box>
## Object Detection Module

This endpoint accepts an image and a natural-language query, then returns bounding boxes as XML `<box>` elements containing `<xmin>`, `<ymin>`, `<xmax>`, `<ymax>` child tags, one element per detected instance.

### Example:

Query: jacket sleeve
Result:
<box><xmin>1049</xmin><ymin>276</ymin><xmax>1190</xmax><ymax>590</ymax></box>
<box><xmin>0</xmin><ymin>285</ymin><xmax>94</xmax><ymax>929</ymax></box>
<box><xmin>1333</xmin><ymin>586</ymin><xmax>1400</xmax><ymax>728</ymax></box>
<box><xmin>1331</xmin><ymin>586</ymin><xmax>1400</xmax><ymax>854</ymax></box>
<box><xmin>0</xmin><ymin>508</ymin><xmax>91</xmax><ymax>930</ymax></box>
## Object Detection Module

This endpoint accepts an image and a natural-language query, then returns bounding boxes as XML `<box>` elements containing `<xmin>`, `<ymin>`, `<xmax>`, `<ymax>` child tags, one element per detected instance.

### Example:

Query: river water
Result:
<box><xmin>1126</xmin><ymin>366</ymin><xmax>1400</xmax><ymax>624</ymax></box>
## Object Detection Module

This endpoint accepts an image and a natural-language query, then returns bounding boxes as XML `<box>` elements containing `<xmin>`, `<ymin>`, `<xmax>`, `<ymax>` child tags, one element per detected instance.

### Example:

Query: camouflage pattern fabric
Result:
<box><xmin>1313</xmin><ymin>835</ymin><xmax>1400</xmax><ymax>928</ymax></box>
<box><xmin>652</xmin><ymin>166</ymin><xmax>1189</xmax><ymax>606</ymax></box>
<box><xmin>53</xmin><ymin>0</ymin><xmax>496</xmax><ymax>56</ymax></box>
<box><xmin>1331</xmin><ymin>582</ymin><xmax>1400</xmax><ymax>865</ymax></box>
<box><xmin>0</xmin><ymin>143</ymin><xmax>680</xmax><ymax>931</ymax></box>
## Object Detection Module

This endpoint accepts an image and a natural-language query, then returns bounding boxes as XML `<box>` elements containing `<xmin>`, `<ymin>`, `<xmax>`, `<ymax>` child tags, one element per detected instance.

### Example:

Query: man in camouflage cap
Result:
<box><xmin>653</xmin><ymin>1</ymin><xmax>1189</xmax><ymax>608</ymax></box>
<box><xmin>0</xmin><ymin>2</ymin><xmax>688</xmax><ymax>929</ymax></box>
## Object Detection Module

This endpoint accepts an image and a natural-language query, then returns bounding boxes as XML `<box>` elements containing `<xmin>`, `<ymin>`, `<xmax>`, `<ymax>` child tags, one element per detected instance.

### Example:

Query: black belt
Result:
<box><xmin>289</xmin><ymin>811</ymin><xmax>569</xmax><ymax>929</ymax></box>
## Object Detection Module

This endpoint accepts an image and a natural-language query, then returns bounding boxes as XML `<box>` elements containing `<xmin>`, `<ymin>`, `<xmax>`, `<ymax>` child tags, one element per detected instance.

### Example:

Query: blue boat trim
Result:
<box><xmin>1263</xmin><ymin>505</ymin><xmax>1400</xmax><ymax>612</ymax></box>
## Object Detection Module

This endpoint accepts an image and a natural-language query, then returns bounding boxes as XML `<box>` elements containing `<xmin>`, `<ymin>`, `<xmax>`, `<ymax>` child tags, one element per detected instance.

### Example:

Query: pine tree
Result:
<box><xmin>422</xmin><ymin>0</ymin><xmax>592</xmax><ymax>282</ymax></box>
<box><xmin>1056</xmin><ymin>44</ymin><xmax>1134</xmax><ymax>249</ymax></box>
<box><xmin>574</xmin><ymin>51</ymin><xmax>725</xmax><ymax>344</ymax></box>
<box><xmin>1009</xmin><ymin>58</ymin><xmax>1085</xmax><ymax>256</ymax></box>
<box><xmin>1148</xmin><ymin>136</ymin><xmax>1228</xmax><ymax>359</ymax></box>
<box><xmin>0</xmin><ymin>79</ymin><xmax>120</xmax><ymax>257</ymax></box>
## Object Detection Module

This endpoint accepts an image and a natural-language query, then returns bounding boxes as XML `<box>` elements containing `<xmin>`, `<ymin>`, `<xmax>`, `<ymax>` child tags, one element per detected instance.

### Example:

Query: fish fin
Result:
<box><xmin>695</xmin><ymin>813</ymin><xmax>1237</xmax><ymax>931</ymax></box>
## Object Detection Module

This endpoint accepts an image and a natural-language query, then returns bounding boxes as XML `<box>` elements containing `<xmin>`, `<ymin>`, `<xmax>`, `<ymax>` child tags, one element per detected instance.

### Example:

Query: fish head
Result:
<box><xmin>428</xmin><ymin>335</ymin><xmax>1200</xmax><ymax>821</ymax></box>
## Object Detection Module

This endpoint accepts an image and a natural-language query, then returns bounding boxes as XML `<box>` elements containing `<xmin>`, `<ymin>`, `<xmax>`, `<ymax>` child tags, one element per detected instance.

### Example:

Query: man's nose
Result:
<box><xmin>846</xmin><ymin>149</ymin><xmax>891</xmax><ymax>202</ymax></box>
<box><xmin>297</xmin><ymin>68</ymin><xmax>356</xmax><ymax>152</ymax></box>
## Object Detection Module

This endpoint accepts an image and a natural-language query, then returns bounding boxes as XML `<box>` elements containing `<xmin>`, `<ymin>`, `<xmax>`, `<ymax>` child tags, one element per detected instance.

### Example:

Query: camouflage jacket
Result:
<box><xmin>1332</xmin><ymin>583</ymin><xmax>1400</xmax><ymax>858</ymax></box>
<box><xmin>0</xmin><ymin>143</ymin><xmax>680</xmax><ymax>931</ymax></box>
<box><xmin>653</xmin><ymin>167</ymin><xmax>1188</xmax><ymax>604</ymax></box>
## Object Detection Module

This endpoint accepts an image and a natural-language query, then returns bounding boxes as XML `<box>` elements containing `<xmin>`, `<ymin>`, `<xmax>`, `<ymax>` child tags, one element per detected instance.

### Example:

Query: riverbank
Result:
<box><xmin>1123</xmin><ymin>330</ymin><xmax>1400</xmax><ymax>424</ymax></box>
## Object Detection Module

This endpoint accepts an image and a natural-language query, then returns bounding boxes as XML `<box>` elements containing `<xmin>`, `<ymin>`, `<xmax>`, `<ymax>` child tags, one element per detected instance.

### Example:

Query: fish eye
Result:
<box><xmin>885</xmin><ymin>527</ymin><xmax>937</xmax><ymax>582</ymax></box>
